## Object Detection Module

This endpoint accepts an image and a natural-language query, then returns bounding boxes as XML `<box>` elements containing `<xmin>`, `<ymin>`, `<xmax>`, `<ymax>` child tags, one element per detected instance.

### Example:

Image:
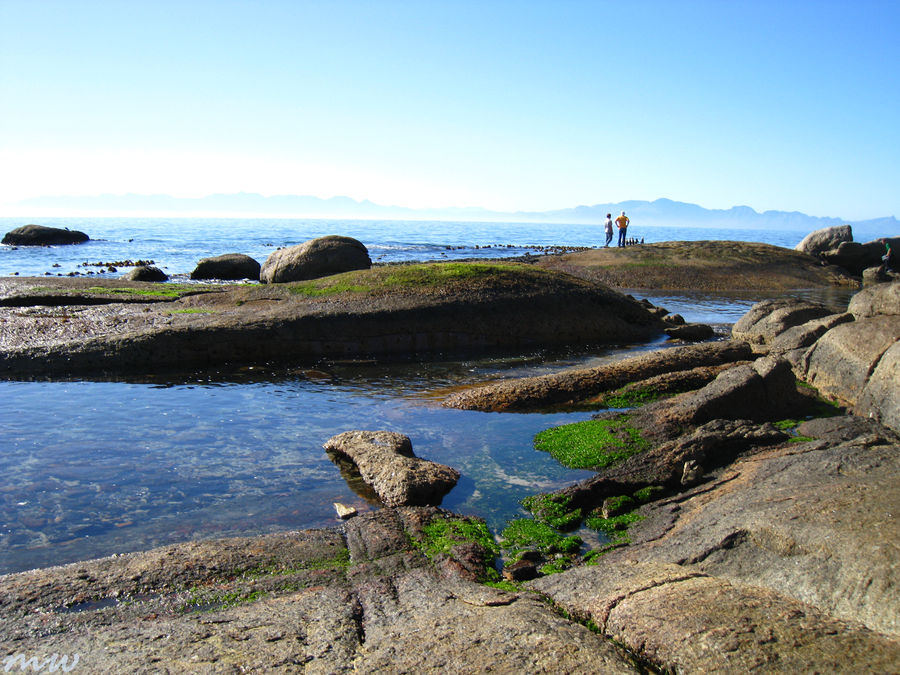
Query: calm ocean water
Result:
<box><xmin>0</xmin><ymin>217</ymin><xmax>875</xmax><ymax>573</ymax></box>
<box><xmin>1</xmin><ymin>216</ymin><xmax>891</xmax><ymax>279</ymax></box>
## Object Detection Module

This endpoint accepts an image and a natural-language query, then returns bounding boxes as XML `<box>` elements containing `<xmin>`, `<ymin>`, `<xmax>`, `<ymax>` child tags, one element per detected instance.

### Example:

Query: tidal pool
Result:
<box><xmin>0</xmin><ymin>288</ymin><xmax>856</xmax><ymax>574</ymax></box>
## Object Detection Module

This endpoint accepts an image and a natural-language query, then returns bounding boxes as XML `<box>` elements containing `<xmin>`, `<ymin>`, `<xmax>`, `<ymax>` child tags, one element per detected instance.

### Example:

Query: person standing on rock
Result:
<box><xmin>615</xmin><ymin>211</ymin><xmax>630</xmax><ymax>247</ymax></box>
<box><xmin>882</xmin><ymin>240</ymin><xmax>895</xmax><ymax>272</ymax></box>
<box><xmin>604</xmin><ymin>213</ymin><xmax>614</xmax><ymax>247</ymax></box>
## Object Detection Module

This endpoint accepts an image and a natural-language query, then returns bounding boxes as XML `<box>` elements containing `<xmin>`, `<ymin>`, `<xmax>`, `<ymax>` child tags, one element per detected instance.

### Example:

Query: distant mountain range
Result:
<box><xmin>12</xmin><ymin>193</ymin><xmax>899</xmax><ymax>232</ymax></box>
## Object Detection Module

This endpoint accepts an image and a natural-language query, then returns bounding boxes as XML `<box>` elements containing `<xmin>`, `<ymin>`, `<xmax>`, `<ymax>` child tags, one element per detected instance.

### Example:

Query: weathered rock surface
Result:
<box><xmin>848</xmin><ymin>278</ymin><xmax>900</xmax><ymax>318</ymax></box>
<box><xmin>0</xmin><ymin>264</ymin><xmax>663</xmax><ymax>376</ymax></box>
<box><xmin>794</xmin><ymin>224</ymin><xmax>853</xmax><ymax>256</ymax></box>
<box><xmin>803</xmin><ymin>316</ymin><xmax>900</xmax><ymax>426</ymax></box>
<box><xmin>121</xmin><ymin>264</ymin><xmax>169</xmax><ymax>282</ymax></box>
<box><xmin>731</xmin><ymin>298</ymin><xmax>836</xmax><ymax>350</ymax></box>
<box><xmin>529</xmin><ymin>417</ymin><xmax>900</xmax><ymax>672</ymax></box>
<box><xmin>444</xmin><ymin>340</ymin><xmax>753</xmax><ymax>412</ymax></box>
<box><xmin>190</xmin><ymin>253</ymin><xmax>261</xmax><ymax>280</ymax></box>
<box><xmin>324</xmin><ymin>431</ymin><xmax>459</xmax><ymax>507</ymax></box>
<box><xmin>2</xmin><ymin>224</ymin><xmax>90</xmax><ymax>246</ymax></box>
<box><xmin>260</xmin><ymin>235</ymin><xmax>371</xmax><ymax>283</ymax></box>
<box><xmin>0</xmin><ymin>508</ymin><xmax>640</xmax><ymax>673</ymax></box>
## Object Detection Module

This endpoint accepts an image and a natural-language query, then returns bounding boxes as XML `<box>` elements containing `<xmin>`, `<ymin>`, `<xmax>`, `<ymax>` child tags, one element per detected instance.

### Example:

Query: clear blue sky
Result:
<box><xmin>1</xmin><ymin>0</ymin><xmax>898</xmax><ymax>219</ymax></box>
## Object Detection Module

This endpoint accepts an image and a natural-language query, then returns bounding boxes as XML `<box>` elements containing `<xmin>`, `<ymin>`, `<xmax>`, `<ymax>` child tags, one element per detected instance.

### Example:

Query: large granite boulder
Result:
<box><xmin>122</xmin><ymin>265</ymin><xmax>168</xmax><ymax>282</ymax></box>
<box><xmin>848</xmin><ymin>279</ymin><xmax>900</xmax><ymax>318</ymax></box>
<box><xmin>804</xmin><ymin>317</ymin><xmax>900</xmax><ymax>428</ymax></box>
<box><xmin>794</xmin><ymin>224</ymin><xmax>852</xmax><ymax>256</ymax></box>
<box><xmin>190</xmin><ymin>253</ymin><xmax>261</xmax><ymax>280</ymax></box>
<box><xmin>324</xmin><ymin>430</ymin><xmax>459</xmax><ymax>507</ymax></box>
<box><xmin>732</xmin><ymin>298</ymin><xmax>835</xmax><ymax>351</ymax></box>
<box><xmin>260</xmin><ymin>235</ymin><xmax>371</xmax><ymax>283</ymax></box>
<box><xmin>2</xmin><ymin>224</ymin><xmax>89</xmax><ymax>246</ymax></box>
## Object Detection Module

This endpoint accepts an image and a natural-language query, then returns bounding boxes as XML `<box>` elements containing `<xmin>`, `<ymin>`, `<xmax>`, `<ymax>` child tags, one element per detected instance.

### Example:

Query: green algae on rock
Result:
<box><xmin>533</xmin><ymin>417</ymin><xmax>651</xmax><ymax>470</ymax></box>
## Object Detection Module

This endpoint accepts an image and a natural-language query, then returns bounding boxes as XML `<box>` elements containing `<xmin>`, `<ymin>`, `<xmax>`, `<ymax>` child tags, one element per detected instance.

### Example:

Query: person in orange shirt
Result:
<box><xmin>615</xmin><ymin>211</ymin><xmax>630</xmax><ymax>247</ymax></box>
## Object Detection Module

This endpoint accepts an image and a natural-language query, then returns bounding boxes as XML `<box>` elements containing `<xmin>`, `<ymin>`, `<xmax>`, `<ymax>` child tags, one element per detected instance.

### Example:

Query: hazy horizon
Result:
<box><xmin>4</xmin><ymin>192</ymin><xmax>898</xmax><ymax>230</ymax></box>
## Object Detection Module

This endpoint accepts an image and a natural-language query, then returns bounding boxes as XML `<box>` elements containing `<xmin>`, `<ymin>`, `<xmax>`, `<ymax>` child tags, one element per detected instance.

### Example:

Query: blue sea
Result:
<box><xmin>0</xmin><ymin>217</ymin><xmax>881</xmax><ymax>573</ymax></box>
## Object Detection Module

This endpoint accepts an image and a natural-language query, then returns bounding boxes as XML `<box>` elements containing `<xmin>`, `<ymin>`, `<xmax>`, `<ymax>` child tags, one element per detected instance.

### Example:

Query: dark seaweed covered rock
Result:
<box><xmin>2</xmin><ymin>224</ymin><xmax>89</xmax><ymax>246</ymax></box>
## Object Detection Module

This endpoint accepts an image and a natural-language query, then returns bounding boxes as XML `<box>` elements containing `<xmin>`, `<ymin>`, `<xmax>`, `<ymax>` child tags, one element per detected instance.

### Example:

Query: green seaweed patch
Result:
<box><xmin>500</xmin><ymin>519</ymin><xmax>582</xmax><ymax>556</ymax></box>
<box><xmin>182</xmin><ymin>587</ymin><xmax>267</xmax><ymax>613</ymax></box>
<box><xmin>288</xmin><ymin>277</ymin><xmax>372</xmax><ymax>297</ymax></box>
<box><xmin>166</xmin><ymin>308</ymin><xmax>217</xmax><ymax>314</ymax></box>
<box><xmin>603</xmin><ymin>495</ymin><xmax>635</xmax><ymax>517</ymax></box>
<box><xmin>484</xmin><ymin>580</ymin><xmax>521</xmax><ymax>592</ymax></box>
<box><xmin>533</xmin><ymin>416</ymin><xmax>651</xmax><ymax>470</ymax></box>
<box><xmin>585</xmin><ymin>510</ymin><xmax>645</xmax><ymax>542</ymax></box>
<box><xmin>287</xmin><ymin>262</ymin><xmax>536</xmax><ymax>298</ymax></box>
<box><xmin>633</xmin><ymin>485</ymin><xmax>664</xmax><ymax>503</ymax></box>
<box><xmin>521</xmin><ymin>493</ymin><xmax>582</xmax><ymax>531</ymax></box>
<box><xmin>381</xmin><ymin>262</ymin><xmax>524</xmax><ymax>287</ymax></box>
<box><xmin>415</xmin><ymin>517</ymin><xmax>500</xmax><ymax>563</ymax></box>
<box><xmin>601</xmin><ymin>386</ymin><xmax>667</xmax><ymax>409</ymax></box>
<box><xmin>538</xmin><ymin>559</ymin><xmax>572</xmax><ymax>576</ymax></box>
<box><xmin>239</xmin><ymin>549</ymin><xmax>351</xmax><ymax>579</ymax></box>
<box><xmin>86</xmin><ymin>285</ymin><xmax>197</xmax><ymax>298</ymax></box>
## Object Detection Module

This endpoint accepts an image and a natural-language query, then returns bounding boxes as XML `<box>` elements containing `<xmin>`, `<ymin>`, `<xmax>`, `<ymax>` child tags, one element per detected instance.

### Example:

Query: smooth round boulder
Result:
<box><xmin>2</xmin><ymin>224</ymin><xmax>89</xmax><ymax>246</ymax></box>
<box><xmin>122</xmin><ymin>265</ymin><xmax>169</xmax><ymax>282</ymax></box>
<box><xmin>794</xmin><ymin>225</ymin><xmax>852</xmax><ymax>256</ymax></box>
<box><xmin>191</xmin><ymin>253</ymin><xmax>261</xmax><ymax>280</ymax></box>
<box><xmin>260</xmin><ymin>235</ymin><xmax>371</xmax><ymax>284</ymax></box>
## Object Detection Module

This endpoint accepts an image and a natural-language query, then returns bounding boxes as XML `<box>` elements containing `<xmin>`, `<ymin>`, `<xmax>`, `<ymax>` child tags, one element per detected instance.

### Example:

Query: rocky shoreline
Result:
<box><xmin>2</xmin><ymin>229</ymin><xmax>899</xmax><ymax>672</ymax></box>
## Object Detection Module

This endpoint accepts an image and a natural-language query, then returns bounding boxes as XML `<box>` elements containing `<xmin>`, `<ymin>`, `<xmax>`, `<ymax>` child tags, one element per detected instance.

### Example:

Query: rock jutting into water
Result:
<box><xmin>2</xmin><ymin>224</ymin><xmax>90</xmax><ymax>246</ymax></box>
<box><xmin>324</xmin><ymin>430</ymin><xmax>460</xmax><ymax>507</ymax></box>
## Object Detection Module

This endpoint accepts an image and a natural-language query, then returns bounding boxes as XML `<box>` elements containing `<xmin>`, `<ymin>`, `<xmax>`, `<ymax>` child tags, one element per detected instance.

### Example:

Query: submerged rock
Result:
<box><xmin>2</xmin><ymin>224</ymin><xmax>89</xmax><ymax>246</ymax></box>
<box><xmin>324</xmin><ymin>430</ymin><xmax>459</xmax><ymax>507</ymax></box>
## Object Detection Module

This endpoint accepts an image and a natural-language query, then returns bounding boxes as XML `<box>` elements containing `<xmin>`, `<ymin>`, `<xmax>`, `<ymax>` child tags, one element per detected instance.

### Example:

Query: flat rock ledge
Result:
<box><xmin>0</xmin><ymin>508</ymin><xmax>639</xmax><ymax>674</ymax></box>
<box><xmin>0</xmin><ymin>265</ymin><xmax>664</xmax><ymax>376</ymax></box>
<box><xmin>324</xmin><ymin>430</ymin><xmax>459</xmax><ymax>507</ymax></box>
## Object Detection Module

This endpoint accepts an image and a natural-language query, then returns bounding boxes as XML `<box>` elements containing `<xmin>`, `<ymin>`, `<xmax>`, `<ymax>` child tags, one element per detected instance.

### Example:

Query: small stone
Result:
<box><xmin>334</xmin><ymin>502</ymin><xmax>357</xmax><ymax>519</ymax></box>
